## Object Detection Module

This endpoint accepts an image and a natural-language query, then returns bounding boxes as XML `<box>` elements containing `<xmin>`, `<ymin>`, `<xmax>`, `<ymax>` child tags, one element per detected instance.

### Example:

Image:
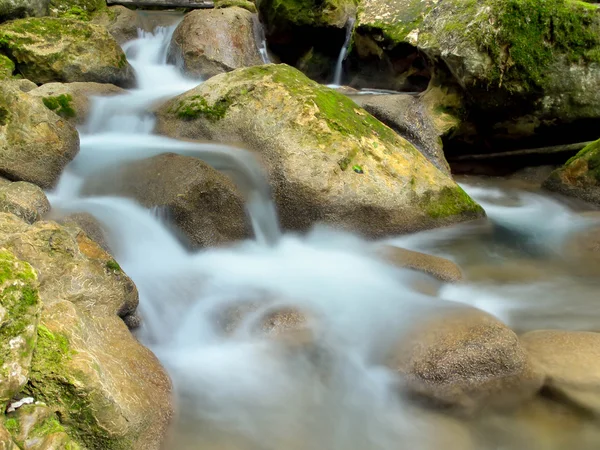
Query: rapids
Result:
<box><xmin>47</xmin><ymin>18</ymin><xmax>600</xmax><ymax>450</ymax></box>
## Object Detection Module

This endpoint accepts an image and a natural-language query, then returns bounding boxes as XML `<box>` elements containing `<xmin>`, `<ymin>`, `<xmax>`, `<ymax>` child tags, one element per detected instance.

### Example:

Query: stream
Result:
<box><xmin>46</xmin><ymin>21</ymin><xmax>600</xmax><ymax>450</ymax></box>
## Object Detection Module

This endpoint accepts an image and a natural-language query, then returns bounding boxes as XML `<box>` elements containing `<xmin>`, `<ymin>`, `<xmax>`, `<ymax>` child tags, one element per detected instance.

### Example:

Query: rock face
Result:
<box><xmin>155</xmin><ymin>64</ymin><xmax>484</xmax><ymax>236</ymax></box>
<box><xmin>0</xmin><ymin>213</ymin><xmax>173</xmax><ymax>449</ymax></box>
<box><xmin>388</xmin><ymin>305</ymin><xmax>543</xmax><ymax>413</ymax></box>
<box><xmin>543</xmin><ymin>139</ymin><xmax>600</xmax><ymax>205</ymax></box>
<box><xmin>522</xmin><ymin>330</ymin><xmax>600</xmax><ymax>415</ymax></box>
<box><xmin>0</xmin><ymin>250</ymin><xmax>40</xmax><ymax>409</ymax></box>
<box><xmin>377</xmin><ymin>245</ymin><xmax>463</xmax><ymax>283</ymax></box>
<box><xmin>82</xmin><ymin>153</ymin><xmax>250</xmax><ymax>248</ymax></box>
<box><xmin>47</xmin><ymin>0</ymin><xmax>106</xmax><ymax>19</ymax></box>
<box><xmin>0</xmin><ymin>179</ymin><xmax>50</xmax><ymax>223</ymax></box>
<box><xmin>0</xmin><ymin>17</ymin><xmax>135</xmax><ymax>87</ymax></box>
<box><xmin>0</xmin><ymin>81</ymin><xmax>79</xmax><ymax>189</ymax></box>
<box><xmin>168</xmin><ymin>7</ymin><xmax>264</xmax><ymax>79</ymax></box>
<box><xmin>354</xmin><ymin>0</ymin><xmax>600</xmax><ymax>152</ymax></box>
<box><xmin>91</xmin><ymin>5</ymin><xmax>140</xmax><ymax>44</ymax></box>
<box><xmin>0</xmin><ymin>0</ymin><xmax>47</xmax><ymax>22</ymax></box>
<box><xmin>258</xmin><ymin>0</ymin><xmax>356</xmax><ymax>32</ymax></box>
<box><xmin>30</xmin><ymin>81</ymin><xmax>126</xmax><ymax>126</ymax></box>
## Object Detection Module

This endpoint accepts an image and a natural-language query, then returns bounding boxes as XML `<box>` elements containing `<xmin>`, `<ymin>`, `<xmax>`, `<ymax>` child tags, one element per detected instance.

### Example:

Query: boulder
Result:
<box><xmin>0</xmin><ymin>250</ymin><xmax>40</xmax><ymax>409</ymax></box>
<box><xmin>350</xmin><ymin>92</ymin><xmax>453</xmax><ymax>174</ymax></box>
<box><xmin>47</xmin><ymin>0</ymin><xmax>106</xmax><ymax>20</ymax></box>
<box><xmin>55</xmin><ymin>212</ymin><xmax>110</xmax><ymax>252</ymax></box>
<box><xmin>30</xmin><ymin>81</ymin><xmax>126</xmax><ymax>126</ymax></box>
<box><xmin>82</xmin><ymin>153</ymin><xmax>250</xmax><ymax>248</ymax></box>
<box><xmin>355</xmin><ymin>0</ymin><xmax>600</xmax><ymax>151</ymax></box>
<box><xmin>0</xmin><ymin>180</ymin><xmax>50</xmax><ymax>224</ymax></box>
<box><xmin>377</xmin><ymin>245</ymin><xmax>463</xmax><ymax>283</ymax></box>
<box><xmin>215</xmin><ymin>0</ymin><xmax>257</xmax><ymax>13</ymax></box>
<box><xmin>257</xmin><ymin>0</ymin><xmax>356</xmax><ymax>33</ymax></box>
<box><xmin>0</xmin><ymin>0</ymin><xmax>47</xmax><ymax>22</ymax></box>
<box><xmin>91</xmin><ymin>5</ymin><xmax>140</xmax><ymax>45</ymax></box>
<box><xmin>543</xmin><ymin>139</ymin><xmax>600</xmax><ymax>205</ymax></box>
<box><xmin>168</xmin><ymin>7</ymin><xmax>264</xmax><ymax>79</ymax></box>
<box><xmin>0</xmin><ymin>17</ymin><xmax>135</xmax><ymax>87</ymax></box>
<box><xmin>560</xmin><ymin>212</ymin><xmax>600</xmax><ymax>276</ymax></box>
<box><xmin>388</xmin><ymin>305</ymin><xmax>543</xmax><ymax>414</ymax></box>
<box><xmin>155</xmin><ymin>64</ymin><xmax>484</xmax><ymax>236</ymax></box>
<box><xmin>0</xmin><ymin>81</ymin><xmax>79</xmax><ymax>189</ymax></box>
<box><xmin>521</xmin><ymin>330</ymin><xmax>600</xmax><ymax>415</ymax></box>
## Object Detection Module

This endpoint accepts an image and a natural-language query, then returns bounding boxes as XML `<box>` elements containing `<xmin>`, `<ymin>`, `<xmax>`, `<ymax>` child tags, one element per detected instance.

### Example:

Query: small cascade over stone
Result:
<box><xmin>331</xmin><ymin>16</ymin><xmax>356</xmax><ymax>87</ymax></box>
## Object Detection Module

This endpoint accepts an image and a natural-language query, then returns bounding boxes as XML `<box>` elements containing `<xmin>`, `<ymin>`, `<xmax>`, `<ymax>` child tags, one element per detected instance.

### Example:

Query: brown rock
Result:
<box><xmin>168</xmin><ymin>7</ymin><xmax>264</xmax><ymax>79</ymax></box>
<box><xmin>91</xmin><ymin>5</ymin><xmax>140</xmax><ymax>45</ymax></box>
<box><xmin>81</xmin><ymin>153</ymin><xmax>250</xmax><ymax>248</ymax></box>
<box><xmin>55</xmin><ymin>212</ymin><xmax>110</xmax><ymax>252</ymax></box>
<box><xmin>0</xmin><ymin>181</ymin><xmax>50</xmax><ymax>224</ymax></box>
<box><xmin>378</xmin><ymin>245</ymin><xmax>463</xmax><ymax>283</ymax></box>
<box><xmin>521</xmin><ymin>330</ymin><xmax>600</xmax><ymax>415</ymax></box>
<box><xmin>0</xmin><ymin>423</ymin><xmax>18</xmax><ymax>450</ymax></box>
<box><xmin>388</xmin><ymin>305</ymin><xmax>543</xmax><ymax>414</ymax></box>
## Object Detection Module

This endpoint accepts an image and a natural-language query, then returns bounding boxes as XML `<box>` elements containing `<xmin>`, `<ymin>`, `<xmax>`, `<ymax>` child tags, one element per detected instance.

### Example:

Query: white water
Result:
<box><xmin>46</xmin><ymin>20</ymin><xmax>600</xmax><ymax>450</ymax></box>
<box><xmin>253</xmin><ymin>15</ymin><xmax>271</xmax><ymax>64</ymax></box>
<box><xmin>330</xmin><ymin>17</ymin><xmax>356</xmax><ymax>87</ymax></box>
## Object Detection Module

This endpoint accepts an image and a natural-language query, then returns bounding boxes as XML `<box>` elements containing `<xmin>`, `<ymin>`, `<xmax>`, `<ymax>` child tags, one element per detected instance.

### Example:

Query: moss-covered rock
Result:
<box><xmin>543</xmin><ymin>138</ymin><xmax>600</xmax><ymax>205</ymax></box>
<box><xmin>0</xmin><ymin>422</ymin><xmax>18</xmax><ymax>450</ymax></box>
<box><xmin>0</xmin><ymin>81</ymin><xmax>79</xmax><ymax>189</ymax></box>
<box><xmin>168</xmin><ymin>7</ymin><xmax>264</xmax><ymax>79</ymax></box>
<box><xmin>0</xmin><ymin>213</ymin><xmax>173</xmax><ymax>449</ymax></box>
<box><xmin>90</xmin><ymin>5</ymin><xmax>140</xmax><ymax>45</ymax></box>
<box><xmin>0</xmin><ymin>249</ymin><xmax>40</xmax><ymax>409</ymax></box>
<box><xmin>0</xmin><ymin>179</ymin><xmax>50</xmax><ymax>223</ymax></box>
<box><xmin>0</xmin><ymin>0</ymin><xmax>47</xmax><ymax>22</ymax></box>
<box><xmin>48</xmin><ymin>0</ymin><xmax>106</xmax><ymax>20</ymax></box>
<box><xmin>258</xmin><ymin>0</ymin><xmax>357</xmax><ymax>32</ymax></box>
<box><xmin>215</xmin><ymin>0</ymin><xmax>257</xmax><ymax>13</ymax></box>
<box><xmin>0</xmin><ymin>53</ymin><xmax>14</xmax><ymax>78</ymax></box>
<box><xmin>0</xmin><ymin>17</ymin><xmax>135</xmax><ymax>87</ymax></box>
<box><xmin>155</xmin><ymin>64</ymin><xmax>484</xmax><ymax>236</ymax></box>
<box><xmin>30</xmin><ymin>81</ymin><xmax>126</xmax><ymax>126</ymax></box>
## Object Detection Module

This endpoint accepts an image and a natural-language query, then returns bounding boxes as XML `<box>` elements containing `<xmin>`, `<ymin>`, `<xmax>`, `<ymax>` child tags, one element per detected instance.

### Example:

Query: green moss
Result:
<box><xmin>215</xmin><ymin>0</ymin><xmax>257</xmax><ymax>13</ymax></box>
<box><xmin>424</xmin><ymin>186</ymin><xmax>485</xmax><ymax>219</ymax></box>
<box><xmin>0</xmin><ymin>54</ymin><xmax>14</xmax><ymax>78</ymax></box>
<box><xmin>105</xmin><ymin>259</ymin><xmax>121</xmax><ymax>272</ymax></box>
<box><xmin>259</xmin><ymin>0</ymin><xmax>357</xmax><ymax>29</ymax></box>
<box><xmin>564</xmin><ymin>138</ymin><xmax>600</xmax><ymax>182</ymax></box>
<box><xmin>43</xmin><ymin>94</ymin><xmax>76</xmax><ymax>119</ymax></box>
<box><xmin>60</xmin><ymin>6</ymin><xmax>92</xmax><ymax>21</ymax></box>
<box><xmin>173</xmin><ymin>95</ymin><xmax>233</xmax><ymax>121</ymax></box>
<box><xmin>0</xmin><ymin>106</ymin><xmax>8</xmax><ymax>126</ymax></box>
<box><xmin>4</xmin><ymin>417</ymin><xmax>19</xmax><ymax>435</ymax></box>
<box><xmin>32</xmin><ymin>414</ymin><xmax>66</xmax><ymax>437</ymax></box>
<box><xmin>49</xmin><ymin>0</ymin><xmax>106</xmax><ymax>19</ymax></box>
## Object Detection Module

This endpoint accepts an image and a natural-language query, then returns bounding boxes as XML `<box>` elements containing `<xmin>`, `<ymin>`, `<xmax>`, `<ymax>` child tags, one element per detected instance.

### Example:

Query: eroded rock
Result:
<box><xmin>0</xmin><ymin>181</ymin><xmax>50</xmax><ymax>224</ymax></box>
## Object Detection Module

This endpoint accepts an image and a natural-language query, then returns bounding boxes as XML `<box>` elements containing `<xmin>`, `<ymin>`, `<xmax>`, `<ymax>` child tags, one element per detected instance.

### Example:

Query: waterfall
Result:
<box><xmin>253</xmin><ymin>14</ymin><xmax>271</xmax><ymax>64</ymax></box>
<box><xmin>331</xmin><ymin>17</ymin><xmax>356</xmax><ymax>87</ymax></box>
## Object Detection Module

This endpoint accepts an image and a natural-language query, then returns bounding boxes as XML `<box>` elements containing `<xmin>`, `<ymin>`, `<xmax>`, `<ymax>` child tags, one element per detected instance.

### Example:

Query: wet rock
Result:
<box><xmin>55</xmin><ymin>212</ymin><xmax>111</xmax><ymax>252</ymax></box>
<box><xmin>82</xmin><ymin>153</ymin><xmax>250</xmax><ymax>248</ymax></box>
<box><xmin>30</xmin><ymin>81</ymin><xmax>126</xmax><ymax>126</ymax></box>
<box><xmin>155</xmin><ymin>64</ymin><xmax>484</xmax><ymax>237</ymax></box>
<box><xmin>388</xmin><ymin>305</ymin><xmax>543</xmax><ymax>414</ymax></box>
<box><xmin>543</xmin><ymin>139</ymin><xmax>600</xmax><ymax>205</ymax></box>
<box><xmin>521</xmin><ymin>330</ymin><xmax>600</xmax><ymax>416</ymax></box>
<box><xmin>350</xmin><ymin>92</ymin><xmax>453</xmax><ymax>174</ymax></box>
<box><xmin>0</xmin><ymin>17</ymin><xmax>135</xmax><ymax>87</ymax></box>
<box><xmin>378</xmin><ymin>245</ymin><xmax>463</xmax><ymax>283</ymax></box>
<box><xmin>0</xmin><ymin>0</ymin><xmax>47</xmax><ymax>22</ymax></box>
<box><xmin>0</xmin><ymin>81</ymin><xmax>79</xmax><ymax>189</ymax></box>
<box><xmin>0</xmin><ymin>181</ymin><xmax>50</xmax><ymax>224</ymax></box>
<box><xmin>0</xmin><ymin>250</ymin><xmax>40</xmax><ymax>409</ymax></box>
<box><xmin>168</xmin><ymin>7</ymin><xmax>264</xmax><ymax>79</ymax></box>
<box><xmin>91</xmin><ymin>5</ymin><xmax>140</xmax><ymax>45</ymax></box>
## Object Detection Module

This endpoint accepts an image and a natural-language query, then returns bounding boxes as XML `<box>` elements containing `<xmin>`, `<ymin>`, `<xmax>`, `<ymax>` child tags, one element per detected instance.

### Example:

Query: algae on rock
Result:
<box><xmin>155</xmin><ymin>64</ymin><xmax>484</xmax><ymax>236</ymax></box>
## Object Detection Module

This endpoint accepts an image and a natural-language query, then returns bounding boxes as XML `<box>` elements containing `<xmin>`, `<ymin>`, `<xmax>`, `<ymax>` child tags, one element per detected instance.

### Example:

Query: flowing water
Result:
<box><xmin>47</xmin><ymin>19</ymin><xmax>600</xmax><ymax>450</ymax></box>
<box><xmin>331</xmin><ymin>17</ymin><xmax>356</xmax><ymax>87</ymax></box>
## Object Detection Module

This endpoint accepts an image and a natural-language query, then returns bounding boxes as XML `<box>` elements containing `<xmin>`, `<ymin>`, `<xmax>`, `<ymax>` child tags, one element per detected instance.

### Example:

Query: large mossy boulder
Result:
<box><xmin>48</xmin><ymin>0</ymin><xmax>106</xmax><ymax>19</ymax></box>
<box><xmin>0</xmin><ymin>213</ymin><xmax>173</xmax><ymax>449</ymax></box>
<box><xmin>543</xmin><ymin>139</ymin><xmax>600</xmax><ymax>205</ymax></box>
<box><xmin>0</xmin><ymin>81</ymin><xmax>79</xmax><ymax>189</ymax></box>
<box><xmin>0</xmin><ymin>54</ymin><xmax>14</xmax><ymax>78</ymax></box>
<box><xmin>355</xmin><ymin>0</ymin><xmax>600</xmax><ymax>148</ymax></box>
<box><xmin>0</xmin><ymin>17</ymin><xmax>135</xmax><ymax>87</ymax></box>
<box><xmin>168</xmin><ymin>7</ymin><xmax>264</xmax><ymax>79</ymax></box>
<box><xmin>257</xmin><ymin>0</ymin><xmax>357</xmax><ymax>32</ymax></box>
<box><xmin>155</xmin><ymin>64</ymin><xmax>484</xmax><ymax>236</ymax></box>
<box><xmin>0</xmin><ymin>249</ymin><xmax>40</xmax><ymax>409</ymax></box>
<box><xmin>0</xmin><ymin>0</ymin><xmax>47</xmax><ymax>22</ymax></box>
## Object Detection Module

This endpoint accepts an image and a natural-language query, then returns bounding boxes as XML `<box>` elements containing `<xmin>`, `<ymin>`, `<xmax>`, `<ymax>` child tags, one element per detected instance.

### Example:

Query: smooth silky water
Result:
<box><xmin>47</xmin><ymin>18</ymin><xmax>600</xmax><ymax>450</ymax></box>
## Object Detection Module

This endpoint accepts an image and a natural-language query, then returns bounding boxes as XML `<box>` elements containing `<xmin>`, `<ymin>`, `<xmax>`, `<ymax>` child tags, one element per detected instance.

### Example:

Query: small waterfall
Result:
<box><xmin>253</xmin><ymin>15</ymin><xmax>271</xmax><ymax>64</ymax></box>
<box><xmin>331</xmin><ymin>17</ymin><xmax>356</xmax><ymax>87</ymax></box>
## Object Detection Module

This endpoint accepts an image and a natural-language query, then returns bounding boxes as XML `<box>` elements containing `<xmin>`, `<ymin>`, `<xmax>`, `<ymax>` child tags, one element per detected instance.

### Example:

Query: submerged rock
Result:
<box><xmin>543</xmin><ymin>139</ymin><xmax>600</xmax><ymax>205</ymax></box>
<box><xmin>0</xmin><ymin>250</ymin><xmax>40</xmax><ymax>409</ymax></box>
<box><xmin>0</xmin><ymin>0</ymin><xmax>47</xmax><ymax>22</ymax></box>
<box><xmin>155</xmin><ymin>64</ymin><xmax>484</xmax><ymax>236</ymax></box>
<box><xmin>82</xmin><ymin>153</ymin><xmax>250</xmax><ymax>248</ymax></box>
<box><xmin>0</xmin><ymin>17</ymin><xmax>135</xmax><ymax>87</ymax></box>
<box><xmin>0</xmin><ymin>180</ymin><xmax>50</xmax><ymax>224</ymax></box>
<box><xmin>91</xmin><ymin>5</ymin><xmax>140</xmax><ymax>45</ymax></box>
<box><xmin>30</xmin><ymin>81</ymin><xmax>126</xmax><ymax>126</ymax></box>
<box><xmin>521</xmin><ymin>330</ymin><xmax>600</xmax><ymax>416</ymax></box>
<box><xmin>388</xmin><ymin>305</ymin><xmax>543</xmax><ymax>414</ymax></box>
<box><xmin>0</xmin><ymin>81</ymin><xmax>79</xmax><ymax>189</ymax></box>
<box><xmin>377</xmin><ymin>245</ymin><xmax>463</xmax><ymax>283</ymax></box>
<box><xmin>168</xmin><ymin>7</ymin><xmax>264</xmax><ymax>79</ymax></box>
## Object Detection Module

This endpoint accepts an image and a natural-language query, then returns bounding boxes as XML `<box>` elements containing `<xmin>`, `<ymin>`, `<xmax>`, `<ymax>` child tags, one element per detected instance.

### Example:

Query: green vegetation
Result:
<box><xmin>173</xmin><ymin>95</ymin><xmax>233</xmax><ymax>121</ymax></box>
<box><xmin>105</xmin><ymin>259</ymin><xmax>121</xmax><ymax>272</ymax></box>
<box><xmin>0</xmin><ymin>54</ymin><xmax>14</xmax><ymax>78</ymax></box>
<box><xmin>564</xmin><ymin>138</ymin><xmax>600</xmax><ymax>182</ymax></box>
<box><xmin>32</xmin><ymin>414</ymin><xmax>66</xmax><ymax>437</ymax></box>
<box><xmin>424</xmin><ymin>186</ymin><xmax>485</xmax><ymax>219</ymax></box>
<box><xmin>43</xmin><ymin>94</ymin><xmax>76</xmax><ymax>118</ymax></box>
<box><xmin>259</xmin><ymin>0</ymin><xmax>357</xmax><ymax>29</ymax></box>
<box><xmin>4</xmin><ymin>417</ymin><xmax>19</xmax><ymax>435</ymax></box>
<box><xmin>215</xmin><ymin>0</ymin><xmax>257</xmax><ymax>13</ymax></box>
<box><xmin>0</xmin><ymin>106</ymin><xmax>8</xmax><ymax>126</ymax></box>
